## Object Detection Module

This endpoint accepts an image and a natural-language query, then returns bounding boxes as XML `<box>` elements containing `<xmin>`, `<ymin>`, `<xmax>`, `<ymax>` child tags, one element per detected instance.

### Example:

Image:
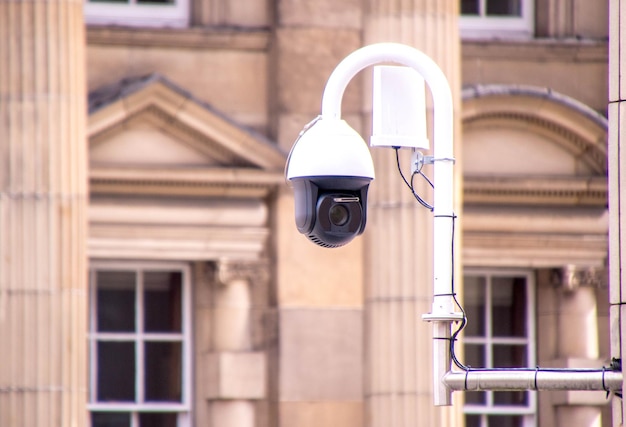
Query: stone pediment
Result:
<box><xmin>88</xmin><ymin>74</ymin><xmax>287</xmax><ymax>197</ymax></box>
<box><xmin>462</xmin><ymin>84</ymin><xmax>608</xmax><ymax>207</ymax></box>
<box><xmin>461</xmin><ymin>85</ymin><xmax>609</xmax><ymax>268</ymax></box>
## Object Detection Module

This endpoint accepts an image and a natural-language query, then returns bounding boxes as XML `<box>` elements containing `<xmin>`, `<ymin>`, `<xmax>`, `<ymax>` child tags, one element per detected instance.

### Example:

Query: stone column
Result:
<box><xmin>206</xmin><ymin>260</ymin><xmax>268</xmax><ymax>427</ymax></box>
<box><xmin>608</xmin><ymin>0</ymin><xmax>626</xmax><ymax>425</ymax></box>
<box><xmin>363</xmin><ymin>1</ymin><xmax>462</xmax><ymax>426</ymax></box>
<box><xmin>553</xmin><ymin>266</ymin><xmax>603</xmax><ymax>427</ymax></box>
<box><xmin>0</xmin><ymin>1</ymin><xmax>88</xmax><ymax>426</ymax></box>
<box><xmin>557</xmin><ymin>267</ymin><xmax>600</xmax><ymax>359</ymax></box>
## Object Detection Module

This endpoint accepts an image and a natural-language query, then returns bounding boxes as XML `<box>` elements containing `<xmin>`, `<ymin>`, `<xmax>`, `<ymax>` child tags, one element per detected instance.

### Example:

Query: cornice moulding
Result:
<box><xmin>90</xmin><ymin>167</ymin><xmax>285</xmax><ymax>197</ymax></box>
<box><xmin>87</xmin><ymin>26</ymin><xmax>271</xmax><ymax>50</ymax></box>
<box><xmin>462</xmin><ymin>38</ymin><xmax>607</xmax><ymax>62</ymax></box>
<box><xmin>463</xmin><ymin>244</ymin><xmax>607</xmax><ymax>268</ymax></box>
<box><xmin>464</xmin><ymin>175</ymin><xmax>607</xmax><ymax>206</ymax></box>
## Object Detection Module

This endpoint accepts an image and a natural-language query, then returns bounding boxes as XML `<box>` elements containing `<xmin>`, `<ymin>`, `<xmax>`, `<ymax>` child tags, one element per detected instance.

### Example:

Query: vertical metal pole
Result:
<box><xmin>319</xmin><ymin>43</ymin><xmax>457</xmax><ymax>406</ymax></box>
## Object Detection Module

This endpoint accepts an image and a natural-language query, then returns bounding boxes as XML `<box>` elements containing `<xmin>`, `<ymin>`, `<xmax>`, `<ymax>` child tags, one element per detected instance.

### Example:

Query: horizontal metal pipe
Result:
<box><xmin>444</xmin><ymin>369</ymin><xmax>623</xmax><ymax>392</ymax></box>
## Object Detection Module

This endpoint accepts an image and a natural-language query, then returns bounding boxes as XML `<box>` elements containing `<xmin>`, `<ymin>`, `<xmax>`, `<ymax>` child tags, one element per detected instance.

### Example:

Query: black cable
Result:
<box><xmin>409</xmin><ymin>150</ymin><xmax>434</xmax><ymax>190</ymax></box>
<box><xmin>448</xmin><ymin>213</ymin><xmax>469</xmax><ymax>370</ymax></box>
<box><xmin>414</xmin><ymin>170</ymin><xmax>434</xmax><ymax>189</ymax></box>
<box><xmin>394</xmin><ymin>148</ymin><xmax>433</xmax><ymax>211</ymax></box>
<box><xmin>447</xmin><ymin>214</ymin><xmax>619</xmax><ymax>375</ymax></box>
<box><xmin>398</xmin><ymin>151</ymin><xmax>620</xmax><ymax>378</ymax></box>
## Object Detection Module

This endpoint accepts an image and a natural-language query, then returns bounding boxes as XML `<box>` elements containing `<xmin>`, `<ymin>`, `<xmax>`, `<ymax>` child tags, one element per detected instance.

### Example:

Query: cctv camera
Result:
<box><xmin>291</xmin><ymin>176</ymin><xmax>370</xmax><ymax>248</ymax></box>
<box><xmin>285</xmin><ymin>118</ymin><xmax>375</xmax><ymax>248</ymax></box>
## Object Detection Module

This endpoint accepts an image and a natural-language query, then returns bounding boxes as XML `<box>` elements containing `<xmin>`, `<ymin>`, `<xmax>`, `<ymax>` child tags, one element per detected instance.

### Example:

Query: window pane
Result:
<box><xmin>97</xmin><ymin>341</ymin><xmax>136</xmax><ymax>402</ymax></box>
<box><xmin>92</xmin><ymin>412</ymin><xmax>131</xmax><ymax>427</ymax></box>
<box><xmin>461</xmin><ymin>0</ymin><xmax>479</xmax><ymax>15</ymax></box>
<box><xmin>465</xmin><ymin>390</ymin><xmax>487</xmax><ymax>405</ymax></box>
<box><xmin>493</xmin><ymin>344</ymin><xmax>527</xmax><ymax>368</ymax></box>
<box><xmin>144</xmin><ymin>272</ymin><xmax>182</xmax><ymax>333</ymax></box>
<box><xmin>492</xmin><ymin>276</ymin><xmax>526</xmax><ymax>337</ymax></box>
<box><xmin>465</xmin><ymin>344</ymin><xmax>485</xmax><ymax>368</ymax></box>
<box><xmin>144</xmin><ymin>341</ymin><xmax>182</xmax><ymax>402</ymax></box>
<box><xmin>464</xmin><ymin>275</ymin><xmax>486</xmax><ymax>336</ymax></box>
<box><xmin>486</xmin><ymin>0</ymin><xmax>521</xmax><ymax>16</ymax></box>
<box><xmin>466</xmin><ymin>414</ymin><xmax>482</xmax><ymax>427</ymax></box>
<box><xmin>494</xmin><ymin>390</ymin><xmax>528</xmax><ymax>406</ymax></box>
<box><xmin>463</xmin><ymin>344</ymin><xmax>486</xmax><ymax>404</ymax></box>
<box><xmin>487</xmin><ymin>414</ymin><xmax>523</xmax><ymax>427</ymax></box>
<box><xmin>139</xmin><ymin>412</ymin><xmax>178</xmax><ymax>427</ymax></box>
<box><xmin>97</xmin><ymin>271</ymin><xmax>136</xmax><ymax>332</ymax></box>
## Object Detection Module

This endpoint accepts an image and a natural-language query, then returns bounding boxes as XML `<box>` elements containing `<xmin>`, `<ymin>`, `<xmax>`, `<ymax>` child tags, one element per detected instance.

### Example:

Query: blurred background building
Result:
<box><xmin>0</xmin><ymin>0</ymin><xmax>613</xmax><ymax>427</ymax></box>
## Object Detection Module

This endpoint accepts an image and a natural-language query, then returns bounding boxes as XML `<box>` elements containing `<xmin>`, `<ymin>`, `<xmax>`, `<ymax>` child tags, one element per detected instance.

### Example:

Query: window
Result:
<box><xmin>88</xmin><ymin>263</ymin><xmax>192</xmax><ymax>427</ymax></box>
<box><xmin>463</xmin><ymin>270</ymin><xmax>536</xmax><ymax>427</ymax></box>
<box><xmin>84</xmin><ymin>0</ymin><xmax>189</xmax><ymax>28</ymax></box>
<box><xmin>459</xmin><ymin>0</ymin><xmax>534</xmax><ymax>39</ymax></box>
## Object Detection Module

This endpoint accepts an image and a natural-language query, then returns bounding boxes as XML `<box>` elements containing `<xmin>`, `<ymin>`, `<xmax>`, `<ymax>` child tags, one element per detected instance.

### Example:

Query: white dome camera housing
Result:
<box><xmin>285</xmin><ymin>118</ymin><xmax>375</xmax><ymax>248</ymax></box>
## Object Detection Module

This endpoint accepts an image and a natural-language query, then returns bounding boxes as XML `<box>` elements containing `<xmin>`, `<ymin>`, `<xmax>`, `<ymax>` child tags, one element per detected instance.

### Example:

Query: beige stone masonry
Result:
<box><xmin>192</xmin><ymin>0</ymin><xmax>270</xmax><ymax>27</ymax></box>
<box><xmin>462</xmin><ymin>40</ymin><xmax>608</xmax><ymax>114</ymax></box>
<box><xmin>89</xmin><ymin>76</ymin><xmax>286</xmax><ymax>171</ymax></box>
<box><xmin>87</xmin><ymin>46</ymin><xmax>270</xmax><ymax>129</ymax></box>
<box><xmin>279</xmin><ymin>308</ymin><xmax>363</xmax><ymax>400</ymax></box>
<box><xmin>87</xmin><ymin>76</ymin><xmax>285</xmax><ymax>261</ymax></box>
<box><xmin>363</xmin><ymin>0</ymin><xmax>462</xmax><ymax>425</ymax></box>
<box><xmin>205</xmin><ymin>352</ymin><xmax>267</xmax><ymax>399</ymax></box>
<box><xmin>273</xmin><ymin>28</ymin><xmax>363</xmax><ymax>119</ymax></box>
<box><xmin>279</xmin><ymin>401</ymin><xmax>364</xmax><ymax>427</ymax></box>
<box><xmin>88</xmin><ymin>26</ymin><xmax>271</xmax><ymax>50</ymax></box>
<box><xmin>206</xmin><ymin>259</ymin><xmax>270</xmax><ymax>427</ymax></box>
<box><xmin>0</xmin><ymin>1</ymin><xmax>88</xmax><ymax>426</ymax></box>
<box><xmin>278</xmin><ymin>0</ymin><xmax>362</xmax><ymax>29</ymax></box>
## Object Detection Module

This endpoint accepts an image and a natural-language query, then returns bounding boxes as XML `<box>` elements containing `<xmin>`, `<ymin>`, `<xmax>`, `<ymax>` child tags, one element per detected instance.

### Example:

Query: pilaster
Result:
<box><xmin>204</xmin><ymin>260</ymin><xmax>269</xmax><ymax>427</ymax></box>
<box><xmin>0</xmin><ymin>1</ymin><xmax>88</xmax><ymax>426</ymax></box>
<box><xmin>363</xmin><ymin>1</ymin><xmax>462</xmax><ymax>426</ymax></box>
<box><xmin>608</xmin><ymin>0</ymin><xmax>625</xmax><ymax>424</ymax></box>
<box><xmin>538</xmin><ymin>267</ymin><xmax>609</xmax><ymax>427</ymax></box>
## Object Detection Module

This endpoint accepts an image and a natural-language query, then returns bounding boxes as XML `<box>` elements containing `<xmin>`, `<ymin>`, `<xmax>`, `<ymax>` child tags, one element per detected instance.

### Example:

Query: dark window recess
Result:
<box><xmin>97</xmin><ymin>341</ymin><xmax>136</xmax><ymax>402</ymax></box>
<box><xmin>97</xmin><ymin>271</ymin><xmax>136</xmax><ymax>333</ymax></box>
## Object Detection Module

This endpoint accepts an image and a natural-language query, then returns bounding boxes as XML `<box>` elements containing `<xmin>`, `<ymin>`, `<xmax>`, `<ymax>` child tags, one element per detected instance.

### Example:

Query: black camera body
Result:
<box><xmin>292</xmin><ymin>176</ymin><xmax>371</xmax><ymax>248</ymax></box>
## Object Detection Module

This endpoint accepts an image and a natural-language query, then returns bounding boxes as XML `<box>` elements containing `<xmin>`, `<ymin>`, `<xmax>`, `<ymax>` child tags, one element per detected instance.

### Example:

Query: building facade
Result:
<box><xmin>0</xmin><ymin>1</ymin><xmax>615</xmax><ymax>427</ymax></box>
<box><xmin>460</xmin><ymin>2</ymin><xmax>610</xmax><ymax>427</ymax></box>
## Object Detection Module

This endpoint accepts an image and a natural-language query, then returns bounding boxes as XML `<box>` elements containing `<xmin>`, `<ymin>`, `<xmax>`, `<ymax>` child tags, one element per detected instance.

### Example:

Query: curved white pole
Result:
<box><xmin>314</xmin><ymin>42</ymin><xmax>624</xmax><ymax>407</ymax></box>
<box><xmin>320</xmin><ymin>43</ymin><xmax>457</xmax><ymax>405</ymax></box>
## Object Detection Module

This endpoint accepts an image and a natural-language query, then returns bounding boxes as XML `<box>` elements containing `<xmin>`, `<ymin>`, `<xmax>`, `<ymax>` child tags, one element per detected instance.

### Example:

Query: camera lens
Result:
<box><xmin>329</xmin><ymin>204</ymin><xmax>350</xmax><ymax>226</ymax></box>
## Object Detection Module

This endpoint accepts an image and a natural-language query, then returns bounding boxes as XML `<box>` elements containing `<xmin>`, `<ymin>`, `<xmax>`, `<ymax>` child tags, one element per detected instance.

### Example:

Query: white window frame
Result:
<box><xmin>462</xmin><ymin>269</ymin><xmax>537</xmax><ymax>427</ymax></box>
<box><xmin>84</xmin><ymin>0</ymin><xmax>189</xmax><ymax>28</ymax></box>
<box><xmin>459</xmin><ymin>0</ymin><xmax>534</xmax><ymax>40</ymax></box>
<box><xmin>88</xmin><ymin>261</ymin><xmax>193</xmax><ymax>427</ymax></box>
